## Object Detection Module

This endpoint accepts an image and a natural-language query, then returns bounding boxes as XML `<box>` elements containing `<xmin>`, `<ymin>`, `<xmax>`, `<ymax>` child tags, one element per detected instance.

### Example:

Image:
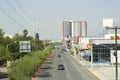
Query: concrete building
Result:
<box><xmin>62</xmin><ymin>20</ymin><xmax>87</xmax><ymax>50</ymax></box>
<box><xmin>62</xmin><ymin>20</ymin><xmax>87</xmax><ymax>39</ymax></box>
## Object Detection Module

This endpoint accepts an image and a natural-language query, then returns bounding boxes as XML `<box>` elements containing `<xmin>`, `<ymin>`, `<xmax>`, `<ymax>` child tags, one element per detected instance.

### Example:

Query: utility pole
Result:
<box><xmin>105</xmin><ymin>26</ymin><xmax>120</xmax><ymax>80</ymax></box>
<box><xmin>115</xmin><ymin>26</ymin><xmax>118</xmax><ymax>80</ymax></box>
<box><xmin>103</xmin><ymin>19</ymin><xmax>119</xmax><ymax>80</ymax></box>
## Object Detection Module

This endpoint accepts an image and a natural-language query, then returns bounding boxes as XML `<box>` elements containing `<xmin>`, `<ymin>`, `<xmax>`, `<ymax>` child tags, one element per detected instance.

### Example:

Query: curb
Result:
<box><xmin>76</xmin><ymin>58</ymin><xmax>101</xmax><ymax>80</ymax></box>
<box><xmin>88</xmin><ymin>69</ymin><xmax>101</xmax><ymax>80</ymax></box>
<box><xmin>32</xmin><ymin>53</ymin><xmax>53</xmax><ymax>80</ymax></box>
<box><xmin>69</xmin><ymin>53</ymin><xmax>102</xmax><ymax>80</ymax></box>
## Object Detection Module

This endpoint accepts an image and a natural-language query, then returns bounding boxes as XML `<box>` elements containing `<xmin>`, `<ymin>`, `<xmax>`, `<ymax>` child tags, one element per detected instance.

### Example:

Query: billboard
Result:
<box><xmin>19</xmin><ymin>41</ymin><xmax>31</xmax><ymax>52</ymax></box>
<box><xmin>103</xmin><ymin>19</ymin><xmax>113</xmax><ymax>27</ymax></box>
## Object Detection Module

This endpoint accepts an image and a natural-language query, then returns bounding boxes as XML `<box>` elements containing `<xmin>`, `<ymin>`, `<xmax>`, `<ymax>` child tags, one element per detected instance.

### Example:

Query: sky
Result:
<box><xmin>0</xmin><ymin>0</ymin><xmax>120</xmax><ymax>40</ymax></box>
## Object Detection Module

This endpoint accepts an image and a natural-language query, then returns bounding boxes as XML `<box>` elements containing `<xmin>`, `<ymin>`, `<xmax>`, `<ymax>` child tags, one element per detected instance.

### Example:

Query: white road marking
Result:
<box><xmin>61</xmin><ymin>53</ymin><xmax>72</xmax><ymax>80</ymax></box>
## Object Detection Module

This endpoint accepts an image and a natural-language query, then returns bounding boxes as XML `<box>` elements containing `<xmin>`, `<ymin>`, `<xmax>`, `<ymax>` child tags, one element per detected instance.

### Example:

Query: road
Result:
<box><xmin>39</xmin><ymin>47</ymin><xmax>98</xmax><ymax>80</ymax></box>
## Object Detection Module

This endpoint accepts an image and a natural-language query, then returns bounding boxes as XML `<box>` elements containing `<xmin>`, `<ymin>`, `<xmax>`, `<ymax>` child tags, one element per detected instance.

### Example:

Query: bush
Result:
<box><xmin>0</xmin><ymin>46</ymin><xmax>11</xmax><ymax>61</ymax></box>
<box><xmin>8</xmin><ymin>46</ymin><xmax>54</xmax><ymax>80</ymax></box>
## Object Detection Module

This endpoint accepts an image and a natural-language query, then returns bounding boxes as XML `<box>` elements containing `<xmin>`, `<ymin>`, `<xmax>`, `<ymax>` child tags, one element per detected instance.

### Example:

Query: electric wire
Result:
<box><xmin>5</xmin><ymin>0</ymin><xmax>33</xmax><ymax>26</ymax></box>
<box><xmin>0</xmin><ymin>6</ymin><xmax>25</xmax><ymax>28</ymax></box>
<box><xmin>14</xmin><ymin>0</ymin><xmax>33</xmax><ymax>20</ymax></box>
<box><xmin>14</xmin><ymin>0</ymin><xmax>37</xmax><ymax>36</ymax></box>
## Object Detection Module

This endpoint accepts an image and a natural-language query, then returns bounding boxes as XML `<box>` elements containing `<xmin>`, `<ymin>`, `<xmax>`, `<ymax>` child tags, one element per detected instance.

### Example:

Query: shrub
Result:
<box><xmin>9</xmin><ymin>46</ymin><xmax>54</xmax><ymax>80</ymax></box>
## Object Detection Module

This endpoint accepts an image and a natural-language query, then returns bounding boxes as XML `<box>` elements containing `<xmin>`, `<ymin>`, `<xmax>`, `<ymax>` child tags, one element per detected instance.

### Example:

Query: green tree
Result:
<box><xmin>0</xmin><ymin>46</ymin><xmax>11</xmax><ymax>61</ymax></box>
<box><xmin>0</xmin><ymin>29</ymin><xmax>5</xmax><ymax>45</ymax></box>
<box><xmin>0</xmin><ymin>28</ymin><xmax>4</xmax><ymax>36</ymax></box>
<box><xmin>8</xmin><ymin>41</ymin><xmax>19</xmax><ymax>60</ymax></box>
<box><xmin>38</xmin><ymin>40</ymin><xmax>44</xmax><ymax>50</ymax></box>
<box><xmin>3</xmin><ymin>36</ymin><xmax>12</xmax><ymax>47</ymax></box>
<box><xmin>23</xmin><ymin>29</ymin><xmax>28</xmax><ymax>37</ymax></box>
<box><xmin>12</xmin><ymin>33</ymin><xmax>21</xmax><ymax>41</ymax></box>
<box><xmin>33</xmin><ymin>40</ymin><xmax>44</xmax><ymax>51</ymax></box>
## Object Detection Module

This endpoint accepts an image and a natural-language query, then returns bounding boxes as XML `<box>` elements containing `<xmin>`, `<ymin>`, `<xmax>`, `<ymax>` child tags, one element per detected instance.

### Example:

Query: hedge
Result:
<box><xmin>8</xmin><ymin>46</ymin><xmax>54</xmax><ymax>80</ymax></box>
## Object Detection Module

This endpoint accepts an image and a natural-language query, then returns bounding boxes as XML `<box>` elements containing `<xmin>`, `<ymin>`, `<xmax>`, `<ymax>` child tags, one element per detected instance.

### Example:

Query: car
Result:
<box><xmin>57</xmin><ymin>54</ymin><xmax>61</xmax><ymax>57</ymax></box>
<box><xmin>58</xmin><ymin>64</ymin><xmax>65</xmax><ymax>70</ymax></box>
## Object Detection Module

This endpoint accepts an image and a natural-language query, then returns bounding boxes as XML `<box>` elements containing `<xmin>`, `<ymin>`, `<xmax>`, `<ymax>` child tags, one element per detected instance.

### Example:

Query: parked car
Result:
<box><xmin>58</xmin><ymin>64</ymin><xmax>65</xmax><ymax>70</ymax></box>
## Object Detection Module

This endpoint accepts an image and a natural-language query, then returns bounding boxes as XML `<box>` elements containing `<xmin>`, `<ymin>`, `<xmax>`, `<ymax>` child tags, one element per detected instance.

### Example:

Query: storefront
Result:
<box><xmin>89</xmin><ymin>39</ymin><xmax>120</xmax><ymax>63</ymax></box>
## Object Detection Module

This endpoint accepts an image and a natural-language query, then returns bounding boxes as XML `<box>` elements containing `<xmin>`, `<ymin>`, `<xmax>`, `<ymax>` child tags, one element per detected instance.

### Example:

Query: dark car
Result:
<box><xmin>58</xmin><ymin>64</ymin><xmax>65</xmax><ymax>70</ymax></box>
<box><xmin>57</xmin><ymin>54</ymin><xmax>61</xmax><ymax>57</ymax></box>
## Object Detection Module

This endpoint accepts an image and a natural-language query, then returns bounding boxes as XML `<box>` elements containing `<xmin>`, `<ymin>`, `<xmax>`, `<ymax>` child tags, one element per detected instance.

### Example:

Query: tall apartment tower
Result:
<box><xmin>62</xmin><ymin>20</ymin><xmax>87</xmax><ymax>38</ymax></box>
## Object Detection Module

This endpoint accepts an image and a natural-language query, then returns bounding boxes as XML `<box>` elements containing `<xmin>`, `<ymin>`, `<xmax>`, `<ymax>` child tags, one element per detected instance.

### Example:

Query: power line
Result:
<box><xmin>14</xmin><ymin>0</ymin><xmax>33</xmax><ymax>20</ymax></box>
<box><xmin>5</xmin><ymin>0</ymin><xmax>33</xmax><ymax>26</ymax></box>
<box><xmin>0</xmin><ymin>6</ymin><xmax>25</xmax><ymax>28</ymax></box>
<box><xmin>14</xmin><ymin>0</ymin><xmax>43</xmax><ymax>36</ymax></box>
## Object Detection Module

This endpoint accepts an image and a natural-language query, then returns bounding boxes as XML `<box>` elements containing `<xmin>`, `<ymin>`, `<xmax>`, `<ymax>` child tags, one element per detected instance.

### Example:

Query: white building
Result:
<box><xmin>62</xmin><ymin>20</ymin><xmax>87</xmax><ymax>38</ymax></box>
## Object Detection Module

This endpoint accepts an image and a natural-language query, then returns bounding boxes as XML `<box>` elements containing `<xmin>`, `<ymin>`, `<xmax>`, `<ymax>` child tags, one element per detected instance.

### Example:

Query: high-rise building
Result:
<box><xmin>62</xmin><ymin>20</ymin><xmax>87</xmax><ymax>38</ymax></box>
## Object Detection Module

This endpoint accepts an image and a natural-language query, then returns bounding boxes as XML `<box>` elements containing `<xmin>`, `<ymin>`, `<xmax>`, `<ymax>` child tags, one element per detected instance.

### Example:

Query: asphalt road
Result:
<box><xmin>39</xmin><ymin>47</ymin><xmax>98</xmax><ymax>80</ymax></box>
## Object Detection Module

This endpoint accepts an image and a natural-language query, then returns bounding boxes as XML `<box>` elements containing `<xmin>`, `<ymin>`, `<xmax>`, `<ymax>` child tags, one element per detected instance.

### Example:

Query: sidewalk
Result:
<box><xmin>71</xmin><ymin>54</ymin><xmax>120</xmax><ymax>80</ymax></box>
<box><xmin>88</xmin><ymin>65</ymin><xmax>120</xmax><ymax>80</ymax></box>
<box><xmin>0</xmin><ymin>67</ymin><xmax>7</xmax><ymax>73</ymax></box>
<box><xmin>0</xmin><ymin>63</ymin><xmax>8</xmax><ymax>80</ymax></box>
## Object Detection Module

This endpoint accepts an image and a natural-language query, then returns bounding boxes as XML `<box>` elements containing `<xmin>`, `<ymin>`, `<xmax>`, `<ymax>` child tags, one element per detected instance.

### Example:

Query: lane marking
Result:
<box><xmin>61</xmin><ymin>53</ymin><xmax>72</xmax><ymax>80</ymax></box>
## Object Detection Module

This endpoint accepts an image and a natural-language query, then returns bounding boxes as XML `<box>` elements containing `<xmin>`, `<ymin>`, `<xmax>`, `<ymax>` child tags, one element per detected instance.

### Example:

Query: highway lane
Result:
<box><xmin>39</xmin><ymin>47</ymin><xmax>97</xmax><ymax>80</ymax></box>
<box><xmin>62</xmin><ymin>52</ymin><xmax>97</xmax><ymax>80</ymax></box>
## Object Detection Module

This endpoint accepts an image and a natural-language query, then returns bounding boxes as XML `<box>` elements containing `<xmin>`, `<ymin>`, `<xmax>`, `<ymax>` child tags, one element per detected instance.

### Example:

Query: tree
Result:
<box><xmin>3</xmin><ymin>36</ymin><xmax>12</xmax><ymax>47</ymax></box>
<box><xmin>12</xmin><ymin>33</ymin><xmax>21</xmax><ymax>41</ymax></box>
<box><xmin>0</xmin><ymin>28</ymin><xmax>4</xmax><ymax>37</ymax></box>
<box><xmin>0</xmin><ymin>46</ymin><xmax>11</xmax><ymax>61</ymax></box>
<box><xmin>8</xmin><ymin>42</ymin><xmax>20</xmax><ymax>60</ymax></box>
<box><xmin>23</xmin><ymin>29</ymin><xmax>28</xmax><ymax>37</ymax></box>
<box><xmin>33</xmin><ymin>40</ymin><xmax>44</xmax><ymax>51</ymax></box>
<box><xmin>0</xmin><ymin>29</ymin><xmax>5</xmax><ymax>45</ymax></box>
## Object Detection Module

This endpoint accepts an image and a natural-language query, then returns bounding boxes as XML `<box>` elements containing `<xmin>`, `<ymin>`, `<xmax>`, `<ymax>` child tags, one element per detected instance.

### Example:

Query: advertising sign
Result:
<box><xmin>19</xmin><ymin>41</ymin><xmax>31</xmax><ymax>52</ymax></box>
<box><xmin>103</xmin><ymin>19</ymin><xmax>113</xmax><ymax>27</ymax></box>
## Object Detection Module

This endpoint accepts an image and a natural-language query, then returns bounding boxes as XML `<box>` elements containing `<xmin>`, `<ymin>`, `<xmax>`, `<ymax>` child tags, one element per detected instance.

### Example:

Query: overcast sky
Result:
<box><xmin>0</xmin><ymin>0</ymin><xmax>120</xmax><ymax>40</ymax></box>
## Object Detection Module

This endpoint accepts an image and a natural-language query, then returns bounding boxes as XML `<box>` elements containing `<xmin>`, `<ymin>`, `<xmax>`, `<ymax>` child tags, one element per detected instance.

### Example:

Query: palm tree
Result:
<box><xmin>23</xmin><ymin>29</ymin><xmax>28</xmax><ymax>37</ymax></box>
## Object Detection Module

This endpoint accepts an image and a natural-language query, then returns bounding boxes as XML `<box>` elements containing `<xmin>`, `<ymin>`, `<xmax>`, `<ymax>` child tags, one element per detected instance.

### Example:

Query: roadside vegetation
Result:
<box><xmin>8</xmin><ymin>46</ymin><xmax>54</xmax><ymax>80</ymax></box>
<box><xmin>0</xmin><ymin>28</ymin><xmax>54</xmax><ymax>80</ymax></box>
<box><xmin>0</xmin><ymin>28</ymin><xmax>51</xmax><ymax>62</ymax></box>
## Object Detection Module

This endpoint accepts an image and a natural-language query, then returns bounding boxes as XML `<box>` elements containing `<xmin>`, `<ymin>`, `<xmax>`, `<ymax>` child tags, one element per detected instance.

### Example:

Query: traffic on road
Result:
<box><xmin>39</xmin><ymin>46</ymin><xmax>98</xmax><ymax>80</ymax></box>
